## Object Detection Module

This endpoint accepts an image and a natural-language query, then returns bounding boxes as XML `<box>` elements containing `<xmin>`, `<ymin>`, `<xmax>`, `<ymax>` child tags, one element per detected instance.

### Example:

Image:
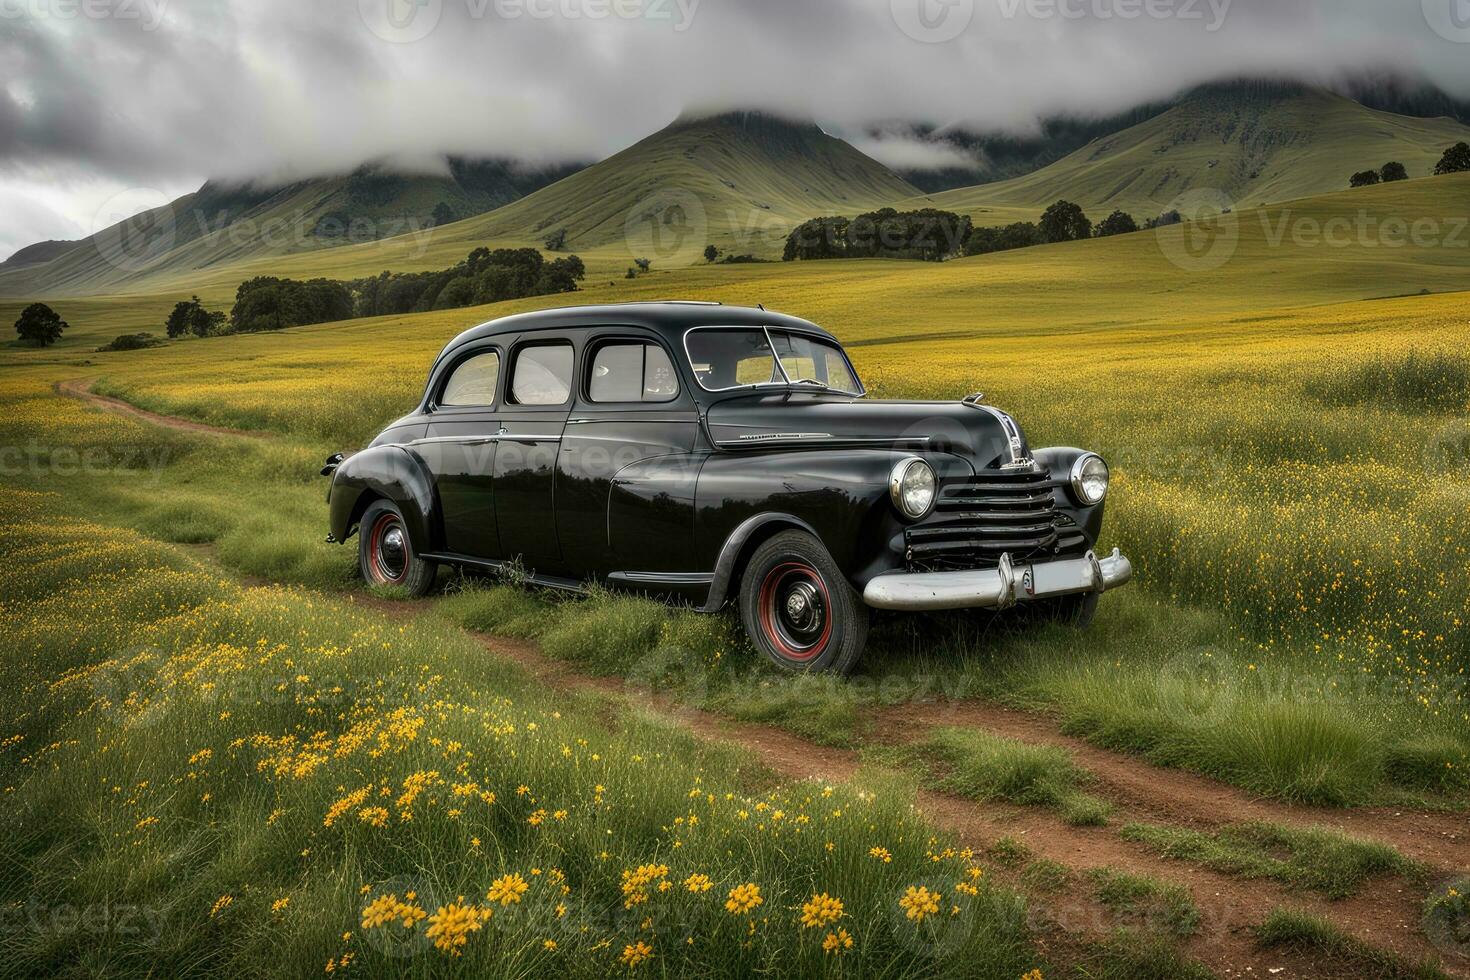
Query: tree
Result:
<box><xmin>14</xmin><ymin>302</ymin><xmax>66</xmax><ymax>347</ymax></box>
<box><xmin>1434</xmin><ymin>142</ymin><xmax>1470</xmax><ymax>176</ymax></box>
<box><xmin>1349</xmin><ymin>169</ymin><xmax>1380</xmax><ymax>188</ymax></box>
<box><xmin>1093</xmin><ymin>210</ymin><xmax>1139</xmax><ymax>238</ymax></box>
<box><xmin>544</xmin><ymin>227</ymin><xmax>568</xmax><ymax>251</ymax></box>
<box><xmin>1379</xmin><ymin>161</ymin><xmax>1408</xmax><ymax>183</ymax></box>
<box><xmin>1039</xmin><ymin>200</ymin><xmax>1091</xmax><ymax>243</ymax></box>
<box><xmin>704</xmin><ymin>244</ymin><xmax>720</xmax><ymax>263</ymax></box>
<box><xmin>165</xmin><ymin>296</ymin><xmax>225</xmax><ymax>338</ymax></box>
<box><xmin>165</xmin><ymin>299</ymin><xmax>195</xmax><ymax>338</ymax></box>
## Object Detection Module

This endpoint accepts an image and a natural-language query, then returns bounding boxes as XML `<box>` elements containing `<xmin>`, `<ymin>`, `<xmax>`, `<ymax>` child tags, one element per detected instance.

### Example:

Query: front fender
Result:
<box><xmin>327</xmin><ymin>445</ymin><xmax>438</xmax><ymax>549</ymax></box>
<box><xmin>694</xmin><ymin>449</ymin><xmax>972</xmax><ymax>604</ymax></box>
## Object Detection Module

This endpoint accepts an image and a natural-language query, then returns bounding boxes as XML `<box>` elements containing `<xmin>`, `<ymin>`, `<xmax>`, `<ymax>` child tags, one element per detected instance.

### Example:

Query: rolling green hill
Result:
<box><xmin>418</xmin><ymin>111</ymin><xmax>925</xmax><ymax>260</ymax></box>
<box><xmin>918</xmin><ymin>85</ymin><xmax>1470</xmax><ymax>222</ymax></box>
<box><xmin>0</xmin><ymin>157</ymin><xmax>584</xmax><ymax>298</ymax></box>
<box><xmin>0</xmin><ymin>113</ymin><xmax>920</xmax><ymax>300</ymax></box>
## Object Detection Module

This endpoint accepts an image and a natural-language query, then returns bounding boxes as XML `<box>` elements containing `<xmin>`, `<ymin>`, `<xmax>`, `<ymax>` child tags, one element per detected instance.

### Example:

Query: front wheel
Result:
<box><xmin>358</xmin><ymin>500</ymin><xmax>437</xmax><ymax>596</ymax></box>
<box><xmin>1033</xmin><ymin>591</ymin><xmax>1098</xmax><ymax>628</ymax></box>
<box><xmin>739</xmin><ymin>530</ymin><xmax>869</xmax><ymax>675</ymax></box>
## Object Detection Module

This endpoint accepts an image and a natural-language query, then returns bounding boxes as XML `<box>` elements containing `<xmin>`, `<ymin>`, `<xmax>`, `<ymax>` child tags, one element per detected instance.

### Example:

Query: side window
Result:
<box><xmin>440</xmin><ymin>351</ymin><xmax>500</xmax><ymax>407</ymax></box>
<box><xmin>589</xmin><ymin>342</ymin><xmax>680</xmax><ymax>403</ymax></box>
<box><xmin>510</xmin><ymin>343</ymin><xmax>574</xmax><ymax>405</ymax></box>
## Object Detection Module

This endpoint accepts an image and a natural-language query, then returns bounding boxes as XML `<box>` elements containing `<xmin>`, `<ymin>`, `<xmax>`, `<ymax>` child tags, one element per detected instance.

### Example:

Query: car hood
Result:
<box><xmin>705</xmin><ymin>393</ymin><xmax>1029</xmax><ymax>470</ymax></box>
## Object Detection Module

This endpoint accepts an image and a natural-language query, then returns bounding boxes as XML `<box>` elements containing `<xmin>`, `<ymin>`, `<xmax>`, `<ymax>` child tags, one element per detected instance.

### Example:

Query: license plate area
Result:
<box><xmin>1018</xmin><ymin>556</ymin><xmax>1096</xmax><ymax>599</ymax></box>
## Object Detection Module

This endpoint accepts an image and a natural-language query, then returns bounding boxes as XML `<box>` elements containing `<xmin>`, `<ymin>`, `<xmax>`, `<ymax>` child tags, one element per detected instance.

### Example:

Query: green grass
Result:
<box><xmin>1254</xmin><ymin>908</ymin><xmax>1450</xmax><ymax>980</ymax></box>
<box><xmin>0</xmin><ymin>490</ymin><xmax>1046</xmax><ymax>978</ymax></box>
<box><xmin>1085</xmin><ymin>868</ymin><xmax>1200</xmax><ymax>938</ymax></box>
<box><xmin>1120</xmin><ymin>821</ymin><xmax>1414</xmax><ymax>899</ymax></box>
<box><xmin>1071</xmin><ymin>930</ymin><xmax>1216</xmax><ymax>980</ymax></box>
<box><xmin>883</xmin><ymin>727</ymin><xmax>1112</xmax><ymax>827</ymax></box>
<box><xmin>1020</xmin><ymin>859</ymin><xmax>1071</xmax><ymax>893</ymax></box>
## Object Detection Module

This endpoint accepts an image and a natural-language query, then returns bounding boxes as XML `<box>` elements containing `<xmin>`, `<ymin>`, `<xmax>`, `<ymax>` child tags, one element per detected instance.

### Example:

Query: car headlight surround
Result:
<box><xmin>889</xmin><ymin>456</ymin><xmax>936</xmax><ymax>520</ymax></box>
<box><xmin>1070</xmin><ymin>453</ymin><xmax>1109</xmax><ymax>505</ymax></box>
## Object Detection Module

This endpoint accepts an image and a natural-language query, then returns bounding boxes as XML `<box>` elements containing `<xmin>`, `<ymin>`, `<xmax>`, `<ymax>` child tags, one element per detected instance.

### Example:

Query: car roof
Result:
<box><xmin>437</xmin><ymin>302</ymin><xmax>837</xmax><ymax>361</ymax></box>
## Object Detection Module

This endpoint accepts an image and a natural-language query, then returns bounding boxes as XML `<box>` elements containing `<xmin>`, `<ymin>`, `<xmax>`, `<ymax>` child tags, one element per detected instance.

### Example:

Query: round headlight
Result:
<box><xmin>1070</xmin><ymin>453</ymin><xmax>1109</xmax><ymax>505</ymax></box>
<box><xmin>890</xmin><ymin>457</ymin><xmax>936</xmax><ymax>520</ymax></box>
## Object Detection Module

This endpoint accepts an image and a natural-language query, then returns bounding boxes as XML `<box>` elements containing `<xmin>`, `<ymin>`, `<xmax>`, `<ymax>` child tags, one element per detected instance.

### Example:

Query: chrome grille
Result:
<box><xmin>904</xmin><ymin>468</ymin><xmax>1061</xmax><ymax>570</ymax></box>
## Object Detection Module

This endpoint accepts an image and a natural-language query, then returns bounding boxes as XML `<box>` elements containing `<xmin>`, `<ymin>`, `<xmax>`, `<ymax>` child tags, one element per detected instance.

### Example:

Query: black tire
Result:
<box><xmin>739</xmin><ymin>530</ymin><xmax>869</xmax><ymax>675</ymax></box>
<box><xmin>1034</xmin><ymin>591</ymin><xmax>1099</xmax><ymax>628</ymax></box>
<box><xmin>358</xmin><ymin>500</ymin><xmax>437</xmax><ymax>597</ymax></box>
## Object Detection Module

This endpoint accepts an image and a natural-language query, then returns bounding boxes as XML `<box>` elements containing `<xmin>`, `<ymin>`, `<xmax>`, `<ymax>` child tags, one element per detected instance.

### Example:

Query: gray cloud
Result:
<box><xmin>2</xmin><ymin>0</ymin><xmax>1470</xmax><ymax>255</ymax></box>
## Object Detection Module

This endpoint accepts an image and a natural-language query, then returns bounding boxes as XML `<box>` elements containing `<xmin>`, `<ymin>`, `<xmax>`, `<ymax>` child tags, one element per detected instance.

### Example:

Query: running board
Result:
<box><xmin>418</xmin><ymin>552</ymin><xmax>587</xmax><ymax>594</ymax></box>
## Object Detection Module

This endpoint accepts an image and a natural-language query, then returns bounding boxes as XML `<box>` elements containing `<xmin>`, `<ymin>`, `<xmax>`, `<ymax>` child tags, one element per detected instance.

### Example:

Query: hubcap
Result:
<box><xmin>370</xmin><ymin>515</ymin><xmax>408</xmax><ymax>583</ymax></box>
<box><xmin>758</xmin><ymin>561</ymin><xmax>832</xmax><ymax>661</ymax></box>
<box><xmin>782</xmin><ymin>580</ymin><xmax>824</xmax><ymax>637</ymax></box>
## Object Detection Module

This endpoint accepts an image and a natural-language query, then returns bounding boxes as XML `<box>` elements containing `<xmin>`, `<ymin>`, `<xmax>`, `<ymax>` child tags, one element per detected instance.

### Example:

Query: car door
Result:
<box><xmin>493</xmin><ymin>336</ymin><xmax>576</xmax><ymax>570</ymax></box>
<box><xmin>558</xmin><ymin>331</ymin><xmax>701</xmax><ymax>578</ymax></box>
<box><xmin>417</xmin><ymin>345</ymin><xmax>502</xmax><ymax>559</ymax></box>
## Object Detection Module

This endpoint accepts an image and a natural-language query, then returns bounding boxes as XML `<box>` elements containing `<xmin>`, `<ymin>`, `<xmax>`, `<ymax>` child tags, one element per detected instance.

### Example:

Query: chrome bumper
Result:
<box><xmin>862</xmin><ymin>549</ymin><xmax>1133</xmax><ymax>612</ymax></box>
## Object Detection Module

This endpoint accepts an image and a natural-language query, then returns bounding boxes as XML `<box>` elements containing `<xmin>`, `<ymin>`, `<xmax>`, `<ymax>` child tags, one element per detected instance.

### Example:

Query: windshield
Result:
<box><xmin>684</xmin><ymin>327</ymin><xmax>863</xmax><ymax>394</ymax></box>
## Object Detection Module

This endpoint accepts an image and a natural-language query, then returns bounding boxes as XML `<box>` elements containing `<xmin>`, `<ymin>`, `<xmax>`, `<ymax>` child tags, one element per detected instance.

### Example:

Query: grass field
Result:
<box><xmin>2</xmin><ymin>172</ymin><xmax>1469</xmax><ymax>976</ymax></box>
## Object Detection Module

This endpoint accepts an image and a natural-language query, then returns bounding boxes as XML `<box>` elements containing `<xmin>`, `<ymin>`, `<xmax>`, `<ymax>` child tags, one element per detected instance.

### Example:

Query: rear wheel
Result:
<box><xmin>739</xmin><ymin>530</ymin><xmax>868</xmax><ymax>675</ymax></box>
<box><xmin>358</xmin><ymin>500</ymin><xmax>437</xmax><ymax>597</ymax></box>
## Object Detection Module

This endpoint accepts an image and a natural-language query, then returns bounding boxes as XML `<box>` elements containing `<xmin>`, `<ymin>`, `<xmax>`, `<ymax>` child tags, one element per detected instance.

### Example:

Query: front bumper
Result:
<box><xmin>862</xmin><ymin>549</ymin><xmax>1133</xmax><ymax>612</ymax></box>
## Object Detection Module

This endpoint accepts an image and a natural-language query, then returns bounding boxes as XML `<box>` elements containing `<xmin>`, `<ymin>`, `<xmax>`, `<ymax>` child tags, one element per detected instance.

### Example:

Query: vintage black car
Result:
<box><xmin>323</xmin><ymin>302</ymin><xmax>1131</xmax><ymax>673</ymax></box>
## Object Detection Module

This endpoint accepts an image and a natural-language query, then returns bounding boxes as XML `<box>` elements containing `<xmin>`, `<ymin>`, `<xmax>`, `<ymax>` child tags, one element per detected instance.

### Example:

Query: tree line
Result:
<box><xmin>13</xmin><ymin>246</ymin><xmax>587</xmax><ymax>349</ymax></box>
<box><xmin>781</xmin><ymin>201</ymin><xmax>1144</xmax><ymax>263</ymax></box>
<box><xmin>1350</xmin><ymin>142</ymin><xmax>1469</xmax><ymax>188</ymax></box>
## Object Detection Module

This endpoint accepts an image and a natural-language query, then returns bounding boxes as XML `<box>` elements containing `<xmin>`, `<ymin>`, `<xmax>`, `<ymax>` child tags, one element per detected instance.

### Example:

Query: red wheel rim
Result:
<box><xmin>367</xmin><ymin>512</ymin><xmax>409</xmax><ymax>584</ymax></box>
<box><xmin>757</xmin><ymin>561</ymin><xmax>833</xmax><ymax>662</ymax></box>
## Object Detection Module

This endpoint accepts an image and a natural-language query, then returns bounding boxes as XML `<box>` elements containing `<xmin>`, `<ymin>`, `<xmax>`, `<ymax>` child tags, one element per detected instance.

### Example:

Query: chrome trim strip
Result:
<box><xmin>962</xmin><ymin>399</ymin><xmax>1028</xmax><ymax>466</ymax></box>
<box><xmin>711</xmin><ymin>435</ymin><xmax>931</xmax><ymax>449</ymax></box>
<box><xmin>736</xmin><ymin>431</ymin><xmax>833</xmax><ymax>442</ymax></box>
<box><xmin>410</xmin><ymin>434</ymin><xmax>563</xmax><ymax>446</ymax></box>
<box><xmin>567</xmin><ymin>417</ymin><xmax>696</xmax><ymax>424</ymax></box>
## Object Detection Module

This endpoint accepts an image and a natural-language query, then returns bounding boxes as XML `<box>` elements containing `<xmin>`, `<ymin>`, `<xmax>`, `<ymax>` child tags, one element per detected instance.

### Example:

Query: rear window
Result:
<box><xmin>440</xmin><ymin>351</ymin><xmax>500</xmax><ymax>407</ymax></box>
<box><xmin>510</xmin><ymin>343</ymin><xmax>574</xmax><ymax>405</ymax></box>
<box><xmin>589</xmin><ymin>342</ymin><xmax>679</xmax><ymax>403</ymax></box>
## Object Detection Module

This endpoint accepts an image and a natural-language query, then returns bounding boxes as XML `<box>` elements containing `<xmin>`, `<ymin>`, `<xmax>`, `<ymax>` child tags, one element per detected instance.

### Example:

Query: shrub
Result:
<box><xmin>98</xmin><ymin>332</ymin><xmax>165</xmax><ymax>352</ymax></box>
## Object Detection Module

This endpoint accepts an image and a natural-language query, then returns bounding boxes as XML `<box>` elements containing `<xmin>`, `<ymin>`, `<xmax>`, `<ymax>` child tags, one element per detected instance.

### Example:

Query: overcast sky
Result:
<box><xmin>3</xmin><ymin>0</ymin><xmax>1470</xmax><ymax>259</ymax></box>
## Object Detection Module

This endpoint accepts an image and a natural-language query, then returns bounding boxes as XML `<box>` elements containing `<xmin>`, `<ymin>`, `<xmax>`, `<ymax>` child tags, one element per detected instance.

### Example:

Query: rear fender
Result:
<box><xmin>327</xmin><ymin>445</ymin><xmax>438</xmax><ymax>549</ymax></box>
